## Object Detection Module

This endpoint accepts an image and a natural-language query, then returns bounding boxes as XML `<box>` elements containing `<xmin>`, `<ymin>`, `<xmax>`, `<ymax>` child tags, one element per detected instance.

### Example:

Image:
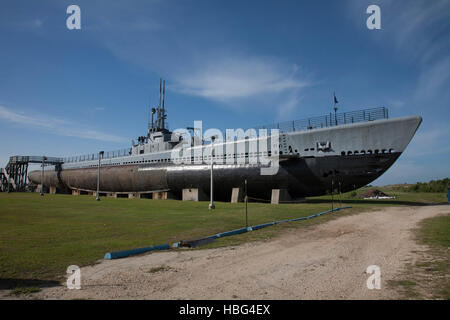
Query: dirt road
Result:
<box><xmin>36</xmin><ymin>205</ymin><xmax>448</xmax><ymax>299</ymax></box>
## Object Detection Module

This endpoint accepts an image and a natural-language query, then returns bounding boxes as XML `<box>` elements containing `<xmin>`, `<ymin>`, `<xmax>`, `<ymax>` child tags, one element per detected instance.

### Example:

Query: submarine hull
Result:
<box><xmin>28</xmin><ymin>152</ymin><xmax>400</xmax><ymax>200</ymax></box>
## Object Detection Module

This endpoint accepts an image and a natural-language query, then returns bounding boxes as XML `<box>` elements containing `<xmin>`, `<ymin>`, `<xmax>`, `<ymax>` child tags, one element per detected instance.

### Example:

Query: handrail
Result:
<box><xmin>255</xmin><ymin>107</ymin><xmax>388</xmax><ymax>133</ymax></box>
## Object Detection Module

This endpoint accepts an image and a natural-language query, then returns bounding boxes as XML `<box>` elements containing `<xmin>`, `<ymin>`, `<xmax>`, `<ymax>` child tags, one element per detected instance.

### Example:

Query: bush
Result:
<box><xmin>407</xmin><ymin>178</ymin><xmax>449</xmax><ymax>193</ymax></box>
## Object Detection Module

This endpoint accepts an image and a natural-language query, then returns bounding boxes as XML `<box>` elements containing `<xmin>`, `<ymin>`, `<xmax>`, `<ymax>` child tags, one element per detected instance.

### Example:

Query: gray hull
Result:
<box><xmin>28</xmin><ymin>115</ymin><xmax>422</xmax><ymax>200</ymax></box>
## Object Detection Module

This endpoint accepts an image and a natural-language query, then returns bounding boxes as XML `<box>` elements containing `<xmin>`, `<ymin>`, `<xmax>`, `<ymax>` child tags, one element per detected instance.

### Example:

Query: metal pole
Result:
<box><xmin>331</xmin><ymin>179</ymin><xmax>334</xmax><ymax>211</ymax></box>
<box><xmin>245</xmin><ymin>179</ymin><xmax>248</xmax><ymax>229</ymax></box>
<box><xmin>40</xmin><ymin>156</ymin><xmax>45</xmax><ymax>196</ymax></box>
<box><xmin>209</xmin><ymin>137</ymin><xmax>215</xmax><ymax>210</ymax></box>
<box><xmin>96</xmin><ymin>151</ymin><xmax>104</xmax><ymax>201</ymax></box>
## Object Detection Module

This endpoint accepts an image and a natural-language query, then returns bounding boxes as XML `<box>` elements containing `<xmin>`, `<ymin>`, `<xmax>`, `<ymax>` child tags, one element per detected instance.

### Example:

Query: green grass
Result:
<box><xmin>9</xmin><ymin>286</ymin><xmax>41</xmax><ymax>296</ymax></box>
<box><xmin>387</xmin><ymin>213</ymin><xmax>450</xmax><ymax>299</ymax></box>
<box><xmin>0</xmin><ymin>189</ymin><xmax>446</xmax><ymax>287</ymax></box>
<box><xmin>387</xmin><ymin>280</ymin><xmax>420</xmax><ymax>298</ymax></box>
<box><xmin>416</xmin><ymin>214</ymin><xmax>450</xmax><ymax>299</ymax></box>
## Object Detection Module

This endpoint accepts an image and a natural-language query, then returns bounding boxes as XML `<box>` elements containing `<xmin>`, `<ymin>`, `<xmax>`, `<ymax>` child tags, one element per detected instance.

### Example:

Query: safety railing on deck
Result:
<box><xmin>63</xmin><ymin>148</ymin><xmax>131</xmax><ymax>163</ymax></box>
<box><xmin>255</xmin><ymin>107</ymin><xmax>388</xmax><ymax>133</ymax></box>
<box><xmin>8</xmin><ymin>156</ymin><xmax>64</xmax><ymax>164</ymax></box>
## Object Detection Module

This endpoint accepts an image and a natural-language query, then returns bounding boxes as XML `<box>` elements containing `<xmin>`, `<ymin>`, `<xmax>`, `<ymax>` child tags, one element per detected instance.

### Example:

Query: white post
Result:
<box><xmin>40</xmin><ymin>156</ymin><xmax>45</xmax><ymax>196</ymax></box>
<box><xmin>96</xmin><ymin>151</ymin><xmax>104</xmax><ymax>201</ymax></box>
<box><xmin>209</xmin><ymin>136</ymin><xmax>216</xmax><ymax>210</ymax></box>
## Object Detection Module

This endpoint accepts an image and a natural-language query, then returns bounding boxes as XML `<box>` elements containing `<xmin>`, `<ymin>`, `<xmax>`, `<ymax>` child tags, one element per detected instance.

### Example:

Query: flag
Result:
<box><xmin>334</xmin><ymin>93</ymin><xmax>338</xmax><ymax>104</ymax></box>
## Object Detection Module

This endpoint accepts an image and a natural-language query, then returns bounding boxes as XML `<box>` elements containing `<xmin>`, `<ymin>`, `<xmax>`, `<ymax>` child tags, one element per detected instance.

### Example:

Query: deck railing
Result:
<box><xmin>255</xmin><ymin>107</ymin><xmax>388</xmax><ymax>133</ymax></box>
<box><xmin>63</xmin><ymin>148</ymin><xmax>131</xmax><ymax>163</ymax></box>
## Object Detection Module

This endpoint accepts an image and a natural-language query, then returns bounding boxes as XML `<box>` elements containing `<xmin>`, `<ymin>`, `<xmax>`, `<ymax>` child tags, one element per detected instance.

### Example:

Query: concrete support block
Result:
<box><xmin>49</xmin><ymin>186</ymin><xmax>57</xmax><ymax>194</ymax></box>
<box><xmin>72</xmin><ymin>189</ymin><xmax>80</xmax><ymax>196</ymax></box>
<box><xmin>152</xmin><ymin>191</ymin><xmax>175</xmax><ymax>200</ymax></box>
<box><xmin>152</xmin><ymin>192</ymin><xmax>163</xmax><ymax>200</ymax></box>
<box><xmin>182</xmin><ymin>188</ymin><xmax>207</xmax><ymax>201</ymax></box>
<box><xmin>231</xmin><ymin>187</ymin><xmax>243</xmax><ymax>203</ymax></box>
<box><xmin>271</xmin><ymin>189</ymin><xmax>292</xmax><ymax>204</ymax></box>
<box><xmin>129</xmin><ymin>192</ymin><xmax>141</xmax><ymax>199</ymax></box>
<box><xmin>36</xmin><ymin>184</ymin><xmax>48</xmax><ymax>193</ymax></box>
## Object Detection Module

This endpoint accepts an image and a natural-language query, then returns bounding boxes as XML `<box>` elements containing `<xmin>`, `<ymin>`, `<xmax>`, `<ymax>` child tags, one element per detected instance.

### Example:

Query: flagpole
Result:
<box><xmin>333</xmin><ymin>92</ymin><xmax>338</xmax><ymax>126</ymax></box>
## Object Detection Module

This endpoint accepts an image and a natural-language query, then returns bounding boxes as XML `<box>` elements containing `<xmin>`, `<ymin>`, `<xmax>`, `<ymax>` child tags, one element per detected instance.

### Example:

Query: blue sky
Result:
<box><xmin>0</xmin><ymin>0</ymin><xmax>449</xmax><ymax>185</ymax></box>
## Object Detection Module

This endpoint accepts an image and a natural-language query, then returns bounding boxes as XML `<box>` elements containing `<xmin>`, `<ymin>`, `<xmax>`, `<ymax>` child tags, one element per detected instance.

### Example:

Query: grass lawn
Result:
<box><xmin>0</xmin><ymin>188</ymin><xmax>447</xmax><ymax>288</ymax></box>
<box><xmin>388</xmin><ymin>212</ymin><xmax>450</xmax><ymax>299</ymax></box>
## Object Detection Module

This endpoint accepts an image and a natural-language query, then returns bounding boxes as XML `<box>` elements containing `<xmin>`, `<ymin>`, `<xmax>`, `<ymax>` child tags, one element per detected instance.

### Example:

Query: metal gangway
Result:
<box><xmin>0</xmin><ymin>156</ymin><xmax>64</xmax><ymax>192</ymax></box>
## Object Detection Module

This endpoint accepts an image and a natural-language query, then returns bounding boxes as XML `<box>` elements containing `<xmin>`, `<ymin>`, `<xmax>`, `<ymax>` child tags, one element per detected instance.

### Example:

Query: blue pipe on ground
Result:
<box><xmin>104</xmin><ymin>206</ymin><xmax>352</xmax><ymax>259</ymax></box>
<box><xmin>104</xmin><ymin>243</ymin><xmax>170</xmax><ymax>260</ymax></box>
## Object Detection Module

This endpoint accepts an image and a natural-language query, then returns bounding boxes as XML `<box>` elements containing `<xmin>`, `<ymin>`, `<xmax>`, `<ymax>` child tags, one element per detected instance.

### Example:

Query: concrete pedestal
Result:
<box><xmin>129</xmin><ymin>192</ymin><xmax>141</xmax><ymax>199</ymax></box>
<box><xmin>36</xmin><ymin>184</ymin><xmax>47</xmax><ymax>193</ymax></box>
<box><xmin>271</xmin><ymin>189</ymin><xmax>292</xmax><ymax>204</ymax></box>
<box><xmin>231</xmin><ymin>187</ymin><xmax>243</xmax><ymax>203</ymax></box>
<box><xmin>72</xmin><ymin>189</ymin><xmax>80</xmax><ymax>196</ymax></box>
<box><xmin>182</xmin><ymin>188</ymin><xmax>207</xmax><ymax>201</ymax></box>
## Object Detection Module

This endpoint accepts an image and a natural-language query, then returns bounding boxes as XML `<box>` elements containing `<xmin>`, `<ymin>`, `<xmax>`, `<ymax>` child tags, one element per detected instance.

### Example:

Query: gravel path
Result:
<box><xmin>29</xmin><ymin>205</ymin><xmax>450</xmax><ymax>299</ymax></box>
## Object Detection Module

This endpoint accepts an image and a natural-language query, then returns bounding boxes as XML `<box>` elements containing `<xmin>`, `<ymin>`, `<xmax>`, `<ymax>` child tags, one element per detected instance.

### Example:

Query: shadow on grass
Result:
<box><xmin>304</xmin><ymin>199</ymin><xmax>427</xmax><ymax>206</ymax></box>
<box><xmin>0</xmin><ymin>278</ymin><xmax>61</xmax><ymax>290</ymax></box>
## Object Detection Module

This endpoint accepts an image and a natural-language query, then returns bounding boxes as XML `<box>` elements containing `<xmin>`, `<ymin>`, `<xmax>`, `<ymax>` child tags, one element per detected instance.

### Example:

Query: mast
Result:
<box><xmin>162</xmin><ymin>80</ymin><xmax>166</xmax><ymax>129</ymax></box>
<box><xmin>158</xmin><ymin>78</ymin><xmax>162</xmax><ymax>129</ymax></box>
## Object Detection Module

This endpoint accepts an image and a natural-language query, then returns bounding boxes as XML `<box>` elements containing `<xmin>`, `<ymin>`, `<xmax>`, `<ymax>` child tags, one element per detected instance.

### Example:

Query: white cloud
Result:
<box><xmin>172</xmin><ymin>57</ymin><xmax>308</xmax><ymax>101</ymax></box>
<box><xmin>0</xmin><ymin>105</ymin><xmax>127</xmax><ymax>143</ymax></box>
